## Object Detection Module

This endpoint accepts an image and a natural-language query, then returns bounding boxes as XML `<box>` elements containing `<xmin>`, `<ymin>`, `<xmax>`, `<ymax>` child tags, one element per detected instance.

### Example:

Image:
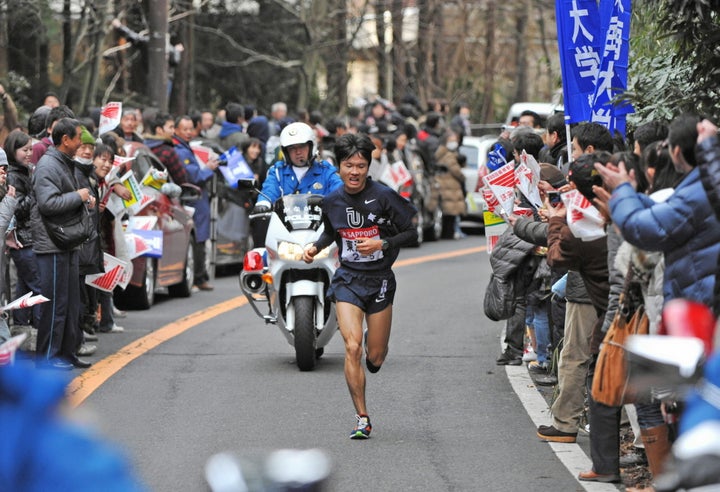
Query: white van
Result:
<box><xmin>505</xmin><ymin>102</ymin><xmax>563</xmax><ymax>129</ymax></box>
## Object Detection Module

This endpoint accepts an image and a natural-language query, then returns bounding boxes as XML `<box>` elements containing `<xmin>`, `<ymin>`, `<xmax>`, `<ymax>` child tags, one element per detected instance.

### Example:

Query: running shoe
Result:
<box><xmin>350</xmin><ymin>414</ymin><xmax>372</xmax><ymax>439</ymax></box>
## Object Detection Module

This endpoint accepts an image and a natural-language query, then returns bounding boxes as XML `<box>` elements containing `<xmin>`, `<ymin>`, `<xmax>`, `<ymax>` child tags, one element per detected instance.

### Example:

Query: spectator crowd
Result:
<box><xmin>488</xmin><ymin>108</ymin><xmax>720</xmax><ymax>489</ymax></box>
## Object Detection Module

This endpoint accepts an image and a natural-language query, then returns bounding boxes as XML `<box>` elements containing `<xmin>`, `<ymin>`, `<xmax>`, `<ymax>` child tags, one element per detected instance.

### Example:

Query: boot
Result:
<box><xmin>640</xmin><ymin>424</ymin><xmax>672</xmax><ymax>478</ymax></box>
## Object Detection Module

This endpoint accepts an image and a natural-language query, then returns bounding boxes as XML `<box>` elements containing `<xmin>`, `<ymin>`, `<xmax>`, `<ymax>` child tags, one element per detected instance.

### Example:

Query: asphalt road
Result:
<box><xmin>67</xmin><ymin>234</ymin><xmax>620</xmax><ymax>492</ymax></box>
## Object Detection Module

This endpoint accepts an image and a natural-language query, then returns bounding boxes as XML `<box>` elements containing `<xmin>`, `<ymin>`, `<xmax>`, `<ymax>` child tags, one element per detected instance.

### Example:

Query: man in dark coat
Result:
<box><xmin>31</xmin><ymin>118</ymin><xmax>95</xmax><ymax>370</ymax></box>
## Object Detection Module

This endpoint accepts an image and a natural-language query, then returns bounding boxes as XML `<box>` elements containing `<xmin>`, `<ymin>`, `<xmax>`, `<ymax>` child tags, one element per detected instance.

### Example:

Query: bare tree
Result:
<box><xmin>0</xmin><ymin>1</ymin><xmax>8</xmax><ymax>77</ymax></box>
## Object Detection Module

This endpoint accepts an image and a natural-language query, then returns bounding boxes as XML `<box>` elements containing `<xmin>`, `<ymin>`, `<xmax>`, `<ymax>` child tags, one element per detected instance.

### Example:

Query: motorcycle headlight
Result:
<box><xmin>277</xmin><ymin>241</ymin><xmax>305</xmax><ymax>261</ymax></box>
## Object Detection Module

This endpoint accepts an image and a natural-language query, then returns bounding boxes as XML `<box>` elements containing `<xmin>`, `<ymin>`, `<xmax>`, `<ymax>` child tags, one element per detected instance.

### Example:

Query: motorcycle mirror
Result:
<box><xmin>660</xmin><ymin>299</ymin><xmax>717</xmax><ymax>356</ymax></box>
<box><xmin>237</xmin><ymin>179</ymin><xmax>257</xmax><ymax>191</ymax></box>
<box><xmin>625</xmin><ymin>334</ymin><xmax>705</xmax><ymax>399</ymax></box>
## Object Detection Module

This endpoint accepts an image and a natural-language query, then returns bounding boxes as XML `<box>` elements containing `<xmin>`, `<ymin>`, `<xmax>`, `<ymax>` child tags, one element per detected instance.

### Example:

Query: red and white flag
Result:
<box><xmin>124</xmin><ymin>232</ymin><xmax>153</xmax><ymax>259</ymax></box>
<box><xmin>561</xmin><ymin>189</ymin><xmax>606</xmax><ymax>241</ymax></box>
<box><xmin>514</xmin><ymin>162</ymin><xmax>542</xmax><ymax>209</ymax></box>
<box><xmin>482</xmin><ymin>163</ymin><xmax>516</xmax><ymax>218</ymax></box>
<box><xmin>99</xmin><ymin>102</ymin><xmax>122</xmax><ymax>136</ymax></box>
<box><xmin>0</xmin><ymin>334</ymin><xmax>28</xmax><ymax>366</ymax></box>
<box><xmin>190</xmin><ymin>144</ymin><xmax>214</xmax><ymax>167</ymax></box>
<box><xmin>128</xmin><ymin>216</ymin><xmax>158</xmax><ymax>231</ymax></box>
<box><xmin>85</xmin><ymin>253</ymin><xmax>129</xmax><ymax>293</ymax></box>
<box><xmin>1</xmin><ymin>292</ymin><xmax>50</xmax><ymax>312</ymax></box>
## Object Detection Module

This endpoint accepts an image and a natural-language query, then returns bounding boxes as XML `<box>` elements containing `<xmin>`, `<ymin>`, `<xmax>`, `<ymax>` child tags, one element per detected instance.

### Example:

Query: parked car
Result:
<box><xmin>114</xmin><ymin>142</ymin><xmax>200</xmax><ymax>310</ymax></box>
<box><xmin>458</xmin><ymin>135</ymin><xmax>497</xmax><ymax>230</ymax></box>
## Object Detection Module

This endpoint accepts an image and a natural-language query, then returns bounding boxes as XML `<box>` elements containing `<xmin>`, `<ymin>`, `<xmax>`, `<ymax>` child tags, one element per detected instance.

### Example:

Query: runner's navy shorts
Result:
<box><xmin>327</xmin><ymin>267</ymin><xmax>396</xmax><ymax>314</ymax></box>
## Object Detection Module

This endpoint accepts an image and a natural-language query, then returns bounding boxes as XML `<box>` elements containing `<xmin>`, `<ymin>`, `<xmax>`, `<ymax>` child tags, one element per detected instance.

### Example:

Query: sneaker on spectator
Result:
<box><xmin>522</xmin><ymin>346</ymin><xmax>537</xmax><ymax>362</ymax></box>
<box><xmin>534</xmin><ymin>374</ymin><xmax>558</xmax><ymax>386</ymax></box>
<box><xmin>619</xmin><ymin>450</ymin><xmax>647</xmax><ymax>467</ymax></box>
<box><xmin>496</xmin><ymin>348</ymin><xmax>523</xmax><ymax>366</ymax></box>
<box><xmin>537</xmin><ymin>425</ymin><xmax>577</xmax><ymax>443</ymax></box>
<box><xmin>528</xmin><ymin>361</ymin><xmax>549</xmax><ymax>373</ymax></box>
<box><xmin>99</xmin><ymin>324</ymin><xmax>124</xmax><ymax>333</ymax></box>
<box><xmin>113</xmin><ymin>307</ymin><xmax>127</xmax><ymax>318</ymax></box>
<box><xmin>77</xmin><ymin>344</ymin><xmax>97</xmax><ymax>357</ymax></box>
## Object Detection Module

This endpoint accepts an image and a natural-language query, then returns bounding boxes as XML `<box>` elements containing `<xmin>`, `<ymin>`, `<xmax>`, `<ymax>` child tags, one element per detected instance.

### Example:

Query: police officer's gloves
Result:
<box><xmin>251</xmin><ymin>204</ymin><xmax>271</xmax><ymax>215</ymax></box>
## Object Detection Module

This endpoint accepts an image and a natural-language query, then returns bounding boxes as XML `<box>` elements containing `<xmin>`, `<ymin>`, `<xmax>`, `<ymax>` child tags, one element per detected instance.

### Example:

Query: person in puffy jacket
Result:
<box><xmin>5</xmin><ymin>130</ymin><xmax>41</xmax><ymax>329</ymax></box>
<box><xmin>597</xmin><ymin>113</ymin><xmax>720</xmax><ymax>311</ymax></box>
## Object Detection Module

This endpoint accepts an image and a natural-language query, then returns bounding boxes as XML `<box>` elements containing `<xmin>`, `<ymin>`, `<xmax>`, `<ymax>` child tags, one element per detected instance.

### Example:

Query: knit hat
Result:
<box><xmin>539</xmin><ymin>163</ymin><xmax>567</xmax><ymax>188</ymax></box>
<box><xmin>80</xmin><ymin>126</ymin><xmax>95</xmax><ymax>146</ymax></box>
<box><xmin>0</xmin><ymin>148</ymin><xmax>8</xmax><ymax>167</ymax></box>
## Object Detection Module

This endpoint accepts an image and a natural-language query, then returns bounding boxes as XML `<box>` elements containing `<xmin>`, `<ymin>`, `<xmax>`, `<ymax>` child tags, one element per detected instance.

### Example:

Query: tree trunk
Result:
<box><xmin>0</xmin><ymin>1</ymin><xmax>8</xmax><ymax>78</ymax></box>
<box><xmin>513</xmin><ymin>0</ymin><xmax>530</xmax><ymax>103</ymax></box>
<box><xmin>376</xmin><ymin>0</ymin><xmax>388</xmax><ymax>100</ymax></box>
<box><xmin>170</xmin><ymin>0</ymin><xmax>191</xmax><ymax>115</ymax></box>
<box><xmin>84</xmin><ymin>0</ymin><xmax>109</xmax><ymax>112</ymax></box>
<box><xmin>416</xmin><ymin>0</ymin><xmax>437</xmax><ymax>107</ymax></box>
<box><xmin>390</xmin><ymin>0</ymin><xmax>404</xmax><ymax>103</ymax></box>
<box><xmin>481</xmin><ymin>0</ymin><xmax>497</xmax><ymax>123</ymax></box>
<box><xmin>534</xmin><ymin>0</ymin><xmax>554</xmax><ymax>100</ymax></box>
<box><xmin>324</xmin><ymin>0</ymin><xmax>348</xmax><ymax>113</ymax></box>
<box><xmin>61</xmin><ymin>0</ymin><xmax>73</xmax><ymax>103</ymax></box>
<box><xmin>147</xmin><ymin>0</ymin><xmax>168</xmax><ymax>111</ymax></box>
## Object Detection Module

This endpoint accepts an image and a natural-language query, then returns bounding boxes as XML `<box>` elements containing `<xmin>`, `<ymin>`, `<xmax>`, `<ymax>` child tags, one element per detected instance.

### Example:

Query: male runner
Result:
<box><xmin>303</xmin><ymin>133</ymin><xmax>418</xmax><ymax>439</ymax></box>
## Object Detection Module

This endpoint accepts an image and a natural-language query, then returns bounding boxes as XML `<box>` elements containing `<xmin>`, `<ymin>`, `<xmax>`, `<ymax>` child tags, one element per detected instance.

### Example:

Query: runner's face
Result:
<box><xmin>339</xmin><ymin>153</ymin><xmax>369</xmax><ymax>194</ymax></box>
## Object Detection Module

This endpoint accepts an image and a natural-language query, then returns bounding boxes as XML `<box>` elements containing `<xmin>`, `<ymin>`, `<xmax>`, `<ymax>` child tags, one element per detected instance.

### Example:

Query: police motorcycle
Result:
<box><xmin>624</xmin><ymin>299</ymin><xmax>720</xmax><ymax>491</ymax></box>
<box><xmin>239</xmin><ymin>122</ymin><xmax>340</xmax><ymax>371</ymax></box>
<box><xmin>238</xmin><ymin>183</ymin><xmax>338</xmax><ymax>371</ymax></box>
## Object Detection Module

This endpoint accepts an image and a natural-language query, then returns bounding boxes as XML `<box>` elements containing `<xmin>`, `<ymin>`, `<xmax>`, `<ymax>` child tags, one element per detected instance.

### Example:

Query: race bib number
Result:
<box><xmin>339</xmin><ymin>226</ymin><xmax>384</xmax><ymax>263</ymax></box>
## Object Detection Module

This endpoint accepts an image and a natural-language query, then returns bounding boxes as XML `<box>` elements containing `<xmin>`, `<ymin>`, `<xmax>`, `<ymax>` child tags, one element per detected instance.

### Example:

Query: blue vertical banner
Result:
<box><xmin>590</xmin><ymin>0</ymin><xmax>634</xmax><ymax>135</ymax></box>
<box><xmin>555</xmin><ymin>0</ymin><xmax>602</xmax><ymax>124</ymax></box>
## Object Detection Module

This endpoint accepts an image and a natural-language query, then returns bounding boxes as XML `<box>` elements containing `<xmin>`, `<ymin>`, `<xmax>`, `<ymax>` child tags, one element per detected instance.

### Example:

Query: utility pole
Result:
<box><xmin>148</xmin><ymin>0</ymin><xmax>169</xmax><ymax>111</ymax></box>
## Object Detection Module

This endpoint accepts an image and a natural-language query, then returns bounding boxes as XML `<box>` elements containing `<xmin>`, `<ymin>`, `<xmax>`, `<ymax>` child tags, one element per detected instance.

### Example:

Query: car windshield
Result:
<box><xmin>274</xmin><ymin>194</ymin><xmax>324</xmax><ymax>231</ymax></box>
<box><xmin>459</xmin><ymin>145</ymin><xmax>479</xmax><ymax>170</ymax></box>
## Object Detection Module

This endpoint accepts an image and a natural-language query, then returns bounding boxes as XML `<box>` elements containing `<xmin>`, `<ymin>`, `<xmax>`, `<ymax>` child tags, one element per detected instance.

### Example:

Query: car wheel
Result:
<box><xmin>408</xmin><ymin>198</ymin><xmax>424</xmax><ymax>247</ymax></box>
<box><xmin>168</xmin><ymin>240</ymin><xmax>195</xmax><ymax>298</ymax></box>
<box><xmin>115</xmin><ymin>257</ymin><xmax>155</xmax><ymax>310</ymax></box>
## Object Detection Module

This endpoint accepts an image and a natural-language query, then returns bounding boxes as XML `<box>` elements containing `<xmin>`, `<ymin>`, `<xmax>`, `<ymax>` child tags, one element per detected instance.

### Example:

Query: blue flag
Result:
<box><xmin>590</xmin><ymin>0</ymin><xmax>634</xmax><ymax>135</ymax></box>
<box><xmin>217</xmin><ymin>146</ymin><xmax>254</xmax><ymax>188</ymax></box>
<box><xmin>555</xmin><ymin>0</ymin><xmax>602</xmax><ymax>124</ymax></box>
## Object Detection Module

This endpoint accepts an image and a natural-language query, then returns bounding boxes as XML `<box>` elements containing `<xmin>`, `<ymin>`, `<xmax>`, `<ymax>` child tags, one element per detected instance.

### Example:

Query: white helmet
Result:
<box><xmin>280</xmin><ymin>122</ymin><xmax>315</xmax><ymax>163</ymax></box>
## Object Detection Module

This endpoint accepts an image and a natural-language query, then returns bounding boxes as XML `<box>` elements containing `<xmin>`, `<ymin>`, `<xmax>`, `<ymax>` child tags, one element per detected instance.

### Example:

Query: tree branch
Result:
<box><xmin>193</xmin><ymin>24</ymin><xmax>303</xmax><ymax>68</ymax></box>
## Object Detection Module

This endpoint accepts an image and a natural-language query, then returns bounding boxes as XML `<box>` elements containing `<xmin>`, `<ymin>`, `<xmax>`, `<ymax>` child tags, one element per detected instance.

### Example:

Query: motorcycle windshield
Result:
<box><xmin>275</xmin><ymin>194</ymin><xmax>324</xmax><ymax>231</ymax></box>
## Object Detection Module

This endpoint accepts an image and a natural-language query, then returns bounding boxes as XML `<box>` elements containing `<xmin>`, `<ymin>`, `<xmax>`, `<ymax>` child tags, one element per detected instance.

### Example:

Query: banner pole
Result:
<box><xmin>565</xmin><ymin>121</ymin><xmax>573</xmax><ymax>165</ymax></box>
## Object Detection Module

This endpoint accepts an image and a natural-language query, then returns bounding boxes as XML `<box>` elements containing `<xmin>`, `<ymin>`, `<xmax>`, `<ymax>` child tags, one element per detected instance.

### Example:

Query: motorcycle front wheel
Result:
<box><xmin>293</xmin><ymin>296</ymin><xmax>317</xmax><ymax>371</ymax></box>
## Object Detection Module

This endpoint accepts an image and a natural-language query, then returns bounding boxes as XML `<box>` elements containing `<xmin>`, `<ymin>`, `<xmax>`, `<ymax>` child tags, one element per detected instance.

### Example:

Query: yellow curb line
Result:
<box><xmin>67</xmin><ymin>296</ymin><xmax>248</xmax><ymax>408</ymax></box>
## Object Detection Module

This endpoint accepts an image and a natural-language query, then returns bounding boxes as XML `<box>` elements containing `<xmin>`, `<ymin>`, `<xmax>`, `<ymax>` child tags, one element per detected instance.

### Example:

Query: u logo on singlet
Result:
<box><xmin>346</xmin><ymin>207</ymin><xmax>363</xmax><ymax>228</ymax></box>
